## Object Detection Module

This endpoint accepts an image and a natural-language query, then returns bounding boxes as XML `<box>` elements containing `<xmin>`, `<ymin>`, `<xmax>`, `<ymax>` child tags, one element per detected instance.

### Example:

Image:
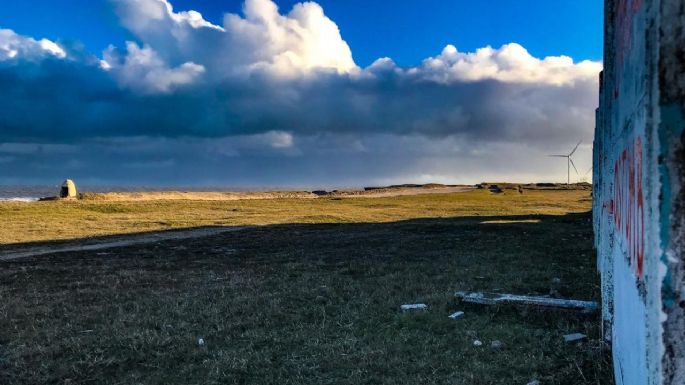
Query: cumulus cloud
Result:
<box><xmin>110</xmin><ymin>0</ymin><xmax>357</xmax><ymax>79</ymax></box>
<box><xmin>0</xmin><ymin>29</ymin><xmax>66</xmax><ymax>60</ymax></box>
<box><xmin>0</xmin><ymin>0</ymin><xmax>601</xmax><ymax>186</ymax></box>
<box><xmin>410</xmin><ymin>43</ymin><xmax>601</xmax><ymax>86</ymax></box>
<box><xmin>104</xmin><ymin>41</ymin><xmax>205</xmax><ymax>93</ymax></box>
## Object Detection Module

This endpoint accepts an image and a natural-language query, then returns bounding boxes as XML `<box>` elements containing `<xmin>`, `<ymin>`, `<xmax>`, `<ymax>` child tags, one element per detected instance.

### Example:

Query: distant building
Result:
<box><xmin>60</xmin><ymin>179</ymin><xmax>77</xmax><ymax>199</ymax></box>
<box><xmin>488</xmin><ymin>185</ymin><xmax>503</xmax><ymax>193</ymax></box>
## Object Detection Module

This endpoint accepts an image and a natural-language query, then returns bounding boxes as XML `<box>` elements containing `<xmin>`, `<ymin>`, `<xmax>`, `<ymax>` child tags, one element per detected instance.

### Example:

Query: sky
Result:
<box><xmin>0</xmin><ymin>0</ymin><xmax>602</xmax><ymax>187</ymax></box>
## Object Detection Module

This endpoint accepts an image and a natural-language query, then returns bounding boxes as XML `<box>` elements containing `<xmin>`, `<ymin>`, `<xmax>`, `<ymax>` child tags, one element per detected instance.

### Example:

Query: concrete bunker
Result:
<box><xmin>59</xmin><ymin>179</ymin><xmax>77</xmax><ymax>199</ymax></box>
<box><xmin>594</xmin><ymin>0</ymin><xmax>685</xmax><ymax>384</ymax></box>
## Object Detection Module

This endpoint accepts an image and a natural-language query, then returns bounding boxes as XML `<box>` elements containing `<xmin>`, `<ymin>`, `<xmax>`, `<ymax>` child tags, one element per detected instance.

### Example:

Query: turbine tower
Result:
<box><xmin>548</xmin><ymin>141</ymin><xmax>581</xmax><ymax>185</ymax></box>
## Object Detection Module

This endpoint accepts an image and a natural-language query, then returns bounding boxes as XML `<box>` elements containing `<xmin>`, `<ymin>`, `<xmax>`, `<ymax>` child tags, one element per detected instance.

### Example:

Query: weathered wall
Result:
<box><xmin>594</xmin><ymin>1</ymin><xmax>685</xmax><ymax>384</ymax></box>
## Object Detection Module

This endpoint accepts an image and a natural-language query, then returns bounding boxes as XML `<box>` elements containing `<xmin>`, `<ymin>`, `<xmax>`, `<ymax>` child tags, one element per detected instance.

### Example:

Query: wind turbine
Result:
<box><xmin>549</xmin><ymin>141</ymin><xmax>581</xmax><ymax>185</ymax></box>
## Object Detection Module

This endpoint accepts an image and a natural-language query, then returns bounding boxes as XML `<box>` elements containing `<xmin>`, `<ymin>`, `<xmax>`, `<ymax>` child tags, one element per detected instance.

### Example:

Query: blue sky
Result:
<box><xmin>0</xmin><ymin>0</ymin><xmax>602</xmax><ymax>67</ymax></box>
<box><xmin>0</xmin><ymin>0</ymin><xmax>603</xmax><ymax>186</ymax></box>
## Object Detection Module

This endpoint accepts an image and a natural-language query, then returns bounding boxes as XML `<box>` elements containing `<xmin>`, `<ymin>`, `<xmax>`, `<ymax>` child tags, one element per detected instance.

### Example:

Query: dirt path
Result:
<box><xmin>0</xmin><ymin>227</ymin><xmax>247</xmax><ymax>261</ymax></box>
<box><xmin>337</xmin><ymin>186</ymin><xmax>474</xmax><ymax>198</ymax></box>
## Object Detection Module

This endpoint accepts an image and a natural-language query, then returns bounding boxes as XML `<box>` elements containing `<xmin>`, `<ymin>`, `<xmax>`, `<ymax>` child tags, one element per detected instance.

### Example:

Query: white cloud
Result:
<box><xmin>407</xmin><ymin>43</ymin><xmax>601</xmax><ymax>86</ymax></box>
<box><xmin>38</xmin><ymin>39</ymin><xmax>67</xmax><ymax>58</ymax></box>
<box><xmin>260</xmin><ymin>130</ymin><xmax>294</xmax><ymax>148</ymax></box>
<box><xmin>112</xmin><ymin>0</ymin><xmax>357</xmax><ymax>78</ymax></box>
<box><xmin>103</xmin><ymin>41</ymin><xmax>205</xmax><ymax>93</ymax></box>
<box><xmin>108</xmin><ymin>0</ymin><xmax>599</xmax><ymax>88</ymax></box>
<box><xmin>0</xmin><ymin>29</ymin><xmax>66</xmax><ymax>61</ymax></box>
<box><xmin>226</xmin><ymin>0</ymin><xmax>357</xmax><ymax>75</ymax></box>
<box><xmin>115</xmin><ymin>0</ymin><xmax>224</xmax><ymax>32</ymax></box>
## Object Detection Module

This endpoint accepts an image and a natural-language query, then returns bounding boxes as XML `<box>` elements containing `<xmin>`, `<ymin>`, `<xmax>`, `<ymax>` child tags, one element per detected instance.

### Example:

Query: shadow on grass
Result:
<box><xmin>0</xmin><ymin>211</ymin><xmax>612</xmax><ymax>385</ymax></box>
<box><xmin>0</xmin><ymin>225</ymin><xmax>243</xmax><ymax>251</ymax></box>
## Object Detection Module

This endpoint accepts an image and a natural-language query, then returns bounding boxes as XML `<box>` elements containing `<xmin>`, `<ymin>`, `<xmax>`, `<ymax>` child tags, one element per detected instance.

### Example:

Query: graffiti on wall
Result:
<box><xmin>606</xmin><ymin>137</ymin><xmax>645</xmax><ymax>279</ymax></box>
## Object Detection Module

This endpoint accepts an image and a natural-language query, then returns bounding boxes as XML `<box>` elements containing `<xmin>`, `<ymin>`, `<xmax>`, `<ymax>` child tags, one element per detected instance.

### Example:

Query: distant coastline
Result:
<box><xmin>0</xmin><ymin>182</ymin><xmax>590</xmax><ymax>202</ymax></box>
<box><xmin>0</xmin><ymin>197</ymin><xmax>40</xmax><ymax>202</ymax></box>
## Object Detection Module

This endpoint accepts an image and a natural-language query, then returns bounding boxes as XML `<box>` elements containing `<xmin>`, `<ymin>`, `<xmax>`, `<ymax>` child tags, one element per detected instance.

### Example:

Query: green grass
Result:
<box><xmin>0</xmin><ymin>190</ymin><xmax>613</xmax><ymax>384</ymax></box>
<box><xmin>0</xmin><ymin>189</ymin><xmax>591</xmax><ymax>244</ymax></box>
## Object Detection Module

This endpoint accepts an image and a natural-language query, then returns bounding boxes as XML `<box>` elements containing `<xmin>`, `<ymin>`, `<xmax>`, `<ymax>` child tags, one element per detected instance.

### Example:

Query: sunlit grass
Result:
<box><xmin>0</xmin><ymin>189</ymin><xmax>591</xmax><ymax>244</ymax></box>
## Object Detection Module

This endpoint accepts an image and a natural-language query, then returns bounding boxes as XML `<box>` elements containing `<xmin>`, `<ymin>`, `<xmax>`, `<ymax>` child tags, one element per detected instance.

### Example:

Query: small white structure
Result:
<box><xmin>60</xmin><ymin>179</ymin><xmax>77</xmax><ymax>199</ymax></box>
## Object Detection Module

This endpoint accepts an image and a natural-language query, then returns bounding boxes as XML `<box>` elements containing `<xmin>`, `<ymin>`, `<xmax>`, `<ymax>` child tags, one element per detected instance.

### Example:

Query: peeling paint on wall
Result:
<box><xmin>596</xmin><ymin>0</ymin><xmax>685</xmax><ymax>384</ymax></box>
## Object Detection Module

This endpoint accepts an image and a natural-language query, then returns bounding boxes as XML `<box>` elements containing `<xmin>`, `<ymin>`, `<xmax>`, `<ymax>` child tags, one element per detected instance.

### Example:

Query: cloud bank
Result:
<box><xmin>0</xmin><ymin>0</ymin><xmax>601</xmax><ymax>186</ymax></box>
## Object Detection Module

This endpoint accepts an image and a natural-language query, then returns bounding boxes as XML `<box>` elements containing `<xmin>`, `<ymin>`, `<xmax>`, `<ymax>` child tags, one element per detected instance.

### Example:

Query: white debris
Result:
<box><xmin>455</xmin><ymin>291</ymin><xmax>598</xmax><ymax>313</ymax></box>
<box><xmin>401</xmin><ymin>303</ymin><xmax>427</xmax><ymax>311</ymax></box>
<box><xmin>563</xmin><ymin>333</ymin><xmax>587</xmax><ymax>343</ymax></box>
<box><xmin>473</xmin><ymin>340</ymin><xmax>483</xmax><ymax>347</ymax></box>
<box><xmin>197</xmin><ymin>338</ymin><xmax>205</xmax><ymax>346</ymax></box>
<box><xmin>490</xmin><ymin>340</ymin><xmax>505</xmax><ymax>350</ymax></box>
<box><xmin>448</xmin><ymin>311</ymin><xmax>465</xmax><ymax>319</ymax></box>
<box><xmin>526</xmin><ymin>381</ymin><xmax>540</xmax><ymax>385</ymax></box>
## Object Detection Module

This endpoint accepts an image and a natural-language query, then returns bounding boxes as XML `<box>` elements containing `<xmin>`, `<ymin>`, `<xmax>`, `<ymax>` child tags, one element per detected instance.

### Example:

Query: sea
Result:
<box><xmin>0</xmin><ymin>185</ymin><xmax>220</xmax><ymax>202</ymax></box>
<box><xmin>0</xmin><ymin>185</ymin><xmax>59</xmax><ymax>202</ymax></box>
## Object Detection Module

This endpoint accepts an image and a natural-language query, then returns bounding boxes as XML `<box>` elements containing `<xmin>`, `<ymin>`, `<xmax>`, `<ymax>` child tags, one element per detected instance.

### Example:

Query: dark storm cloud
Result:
<box><xmin>0</xmin><ymin>58</ymin><xmax>598</xmax><ymax>145</ymax></box>
<box><xmin>0</xmin><ymin>0</ymin><xmax>601</xmax><ymax>185</ymax></box>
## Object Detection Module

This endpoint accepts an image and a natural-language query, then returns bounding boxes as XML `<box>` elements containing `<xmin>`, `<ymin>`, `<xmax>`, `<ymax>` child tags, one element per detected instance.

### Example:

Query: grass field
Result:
<box><xmin>0</xmin><ymin>189</ymin><xmax>613</xmax><ymax>384</ymax></box>
<box><xmin>0</xmin><ymin>189</ymin><xmax>589</xmax><ymax>244</ymax></box>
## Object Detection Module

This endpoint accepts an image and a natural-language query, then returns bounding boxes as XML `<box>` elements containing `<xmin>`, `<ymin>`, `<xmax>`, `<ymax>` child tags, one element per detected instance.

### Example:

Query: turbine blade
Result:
<box><xmin>569</xmin><ymin>140</ymin><xmax>582</xmax><ymax>156</ymax></box>
<box><xmin>569</xmin><ymin>158</ymin><xmax>579</xmax><ymax>174</ymax></box>
<box><xmin>548</xmin><ymin>155</ymin><xmax>567</xmax><ymax>157</ymax></box>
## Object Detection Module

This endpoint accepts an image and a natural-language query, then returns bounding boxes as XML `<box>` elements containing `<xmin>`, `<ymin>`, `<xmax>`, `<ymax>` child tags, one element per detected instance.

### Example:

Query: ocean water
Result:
<box><xmin>0</xmin><ymin>185</ymin><xmax>223</xmax><ymax>201</ymax></box>
<box><xmin>0</xmin><ymin>185</ymin><xmax>57</xmax><ymax>201</ymax></box>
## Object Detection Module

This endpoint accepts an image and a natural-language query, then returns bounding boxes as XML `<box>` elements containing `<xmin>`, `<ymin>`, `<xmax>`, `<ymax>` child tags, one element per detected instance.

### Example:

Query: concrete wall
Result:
<box><xmin>594</xmin><ymin>1</ymin><xmax>685</xmax><ymax>384</ymax></box>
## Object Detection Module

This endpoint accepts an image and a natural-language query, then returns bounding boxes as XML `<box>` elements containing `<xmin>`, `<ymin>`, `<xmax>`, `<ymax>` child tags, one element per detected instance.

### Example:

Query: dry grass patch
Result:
<box><xmin>0</xmin><ymin>189</ymin><xmax>591</xmax><ymax>244</ymax></box>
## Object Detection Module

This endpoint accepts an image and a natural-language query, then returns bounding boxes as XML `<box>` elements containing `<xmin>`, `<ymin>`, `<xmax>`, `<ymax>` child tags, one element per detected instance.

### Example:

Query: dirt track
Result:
<box><xmin>0</xmin><ymin>226</ymin><xmax>247</xmax><ymax>261</ymax></box>
<box><xmin>332</xmin><ymin>186</ymin><xmax>473</xmax><ymax>198</ymax></box>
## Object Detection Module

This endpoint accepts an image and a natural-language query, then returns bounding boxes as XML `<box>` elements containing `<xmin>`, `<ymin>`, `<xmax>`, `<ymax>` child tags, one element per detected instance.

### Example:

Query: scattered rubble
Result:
<box><xmin>490</xmin><ymin>340</ymin><xmax>505</xmax><ymax>351</ymax></box>
<box><xmin>563</xmin><ymin>333</ymin><xmax>587</xmax><ymax>343</ymax></box>
<box><xmin>455</xmin><ymin>291</ymin><xmax>598</xmax><ymax>313</ymax></box>
<box><xmin>448</xmin><ymin>311</ymin><xmax>465</xmax><ymax>319</ymax></box>
<box><xmin>401</xmin><ymin>303</ymin><xmax>427</xmax><ymax>311</ymax></box>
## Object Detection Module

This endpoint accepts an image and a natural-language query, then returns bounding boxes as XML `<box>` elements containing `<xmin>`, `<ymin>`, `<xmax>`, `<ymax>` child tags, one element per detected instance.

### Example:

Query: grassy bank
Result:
<box><xmin>0</xmin><ymin>189</ymin><xmax>612</xmax><ymax>384</ymax></box>
<box><xmin>0</xmin><ymin>189</ymin><xmax>590</xmax><ymax>244</ymax></box>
